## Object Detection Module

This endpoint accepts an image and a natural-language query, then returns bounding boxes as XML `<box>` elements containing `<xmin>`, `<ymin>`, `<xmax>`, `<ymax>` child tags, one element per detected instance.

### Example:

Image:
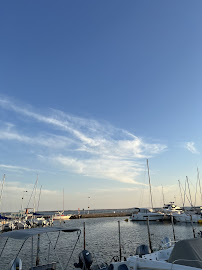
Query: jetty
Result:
<box><xmin>70</xmin><ymin>211</ymin><xmax>132</xmax><ymax>219</ymax></box>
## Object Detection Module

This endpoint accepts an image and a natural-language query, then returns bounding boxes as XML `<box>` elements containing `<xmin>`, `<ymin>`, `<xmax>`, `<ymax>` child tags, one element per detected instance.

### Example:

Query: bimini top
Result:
<box><xmin>0</xmin><ymin>226</ymin><xmax>80</xmax><ymax>240</ymax></box>
<box><xmin>168</xmin><ymin>238</ymin><xmax>202</xmax><ymax>269</ymax></box>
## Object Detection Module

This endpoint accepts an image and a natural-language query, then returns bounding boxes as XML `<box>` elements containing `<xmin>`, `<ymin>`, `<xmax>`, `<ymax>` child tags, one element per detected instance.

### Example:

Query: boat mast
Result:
<box><xmin>0</xmin><ymin>174</ymin><xmax>5</xmax><ymax>212</ymax></box>
<box><xmin>198</xmin><ymin>168</ymin><xmax>202</xmax><ymax>205</ymax></box>
<box><xmin>33</xmin><ymin>174</ymin><xmax>38</xmax><ymax>213</ymax></box>
<box><xmin>161</xmin><ymin>185</ymin><xmax>165</xmax><ymax>205</ymax></box>
<box><xmin>147</xmin><ymin>159</ymin><xmax>154</xmax><ymax>209</ymax></box>
<box><xmin>63</xmin><ymin>188</ymin><xmax>64</xmax><ymax>213</ymax></box>
<box><xmin>178</xmin><ymin>180</ymin><xmax>184</xmax><ymax>210</ymax></box>
<box><xmin>194</xmin><ymin>171</ymin><xmax>198</xmax><ymax>208</ymax></box>
<box><xmin>183</xmin><ymin>179</ymin><xmax>187</xmax><ymax>207</ymax></box>
<box><xmin>37</xmin><ymin>185</ymin><xmax>42</xmax><ymax>212</ymax></box>
<box><xmin>186</xmin><ymin>176</ymin><xmax>193</xmax><ymax>208</ymax></box>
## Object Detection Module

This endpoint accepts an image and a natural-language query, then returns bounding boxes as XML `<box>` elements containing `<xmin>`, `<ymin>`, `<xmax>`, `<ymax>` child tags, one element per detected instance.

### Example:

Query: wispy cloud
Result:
<box><xmin>185</xmin><ymin>142</ymin><xmax>199</xmax><ymax>154</ymax></box>
<box><xmin>0</xmin><ymin>164</ymin><xmax>42</xmax><ymax>173</ymax></box>
<box><xmin>0</xmin><ymin>128</ymin><xmax>74</xmax><ymax>149</ymax></box>
<box><xmin>0</xmin><ymin>96</ymin><xmax>167</xmax><ymax>184</ymax></box>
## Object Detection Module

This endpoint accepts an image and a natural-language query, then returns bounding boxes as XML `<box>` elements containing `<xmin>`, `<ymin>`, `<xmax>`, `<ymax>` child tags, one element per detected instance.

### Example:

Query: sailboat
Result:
<box><xmin>53</xmin><ymin>189</ymin><xmax>72</xmax><ymax>221</ymax></box>
<box><xmin>130</xmin><ymin>160</ymin><xmax>164</xmax><ymax>221</ymax></box>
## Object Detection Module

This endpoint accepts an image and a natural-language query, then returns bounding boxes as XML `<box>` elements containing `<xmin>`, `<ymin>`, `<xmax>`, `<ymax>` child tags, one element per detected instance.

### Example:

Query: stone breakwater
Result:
<box><xmin>70</xmin><ymin>212</ymin><xmax>132</xmax><ymax>219</ymax></box>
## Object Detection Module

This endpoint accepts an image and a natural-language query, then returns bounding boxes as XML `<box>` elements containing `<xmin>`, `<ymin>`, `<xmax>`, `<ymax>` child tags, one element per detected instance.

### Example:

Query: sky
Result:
<box><xmin>0</xmin><ymin>1</ymin><xmax>202</xmax><ymax>212</ymax></box>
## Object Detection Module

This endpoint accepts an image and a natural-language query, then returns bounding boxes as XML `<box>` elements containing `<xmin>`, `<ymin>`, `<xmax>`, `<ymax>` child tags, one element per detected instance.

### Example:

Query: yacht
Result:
<box><xmin>130</xmin><ymin>208</ymin><xmax>164</xmax><ymax>221</ymax></box>
<box><xmin>162</xmin><ymin>202</ymin><xmax>183</xmax><ymax>213</ymax></box>
<box><xmin>172</xmin><ymin>212</ymin><xmax>202</xmax><ymax>223</ymax></box>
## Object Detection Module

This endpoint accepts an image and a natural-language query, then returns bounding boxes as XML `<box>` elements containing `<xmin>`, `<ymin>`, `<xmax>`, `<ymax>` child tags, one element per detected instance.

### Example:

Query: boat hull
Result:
<box><xmin>130</xmin><ymin>214</ymin><xmax>164</xmax><ymax>221</ymax></box>
<box><xmin>53</xmin><ymin>214</ymin><xmax>71</xmax><ymax>220</ymax></box>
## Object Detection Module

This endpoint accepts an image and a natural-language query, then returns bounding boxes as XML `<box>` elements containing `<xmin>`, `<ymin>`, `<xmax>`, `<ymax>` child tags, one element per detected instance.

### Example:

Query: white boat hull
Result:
<box><xmin>53</xmin><ymin>214</ymin><xmax>71</xmax><ymax>220</ymax></box>
<box><xmin>173</xmin><ymin>213</ymin><xmax>202</xmax><ymax>223</ymax></box>
<box><xmin>130</xmin><ymin>214</ymin><xmax>164</xmax><ymax>221</ymax></box>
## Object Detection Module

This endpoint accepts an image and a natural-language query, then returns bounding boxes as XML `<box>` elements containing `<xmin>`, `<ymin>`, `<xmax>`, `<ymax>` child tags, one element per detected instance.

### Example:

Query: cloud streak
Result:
<box><xmin>185</xmin><ymin>142</ymin><xmax>199</xmax><ymax>154</ymax></box>
<box><xmin>0</xmin><ymin>96</ymin><xmax>167</xmax><ymax>184</ymax></box>
<box><xmin>0</xmin><ymin>164</ymin><xmax>43</xmax><ymax>173</ymax></box>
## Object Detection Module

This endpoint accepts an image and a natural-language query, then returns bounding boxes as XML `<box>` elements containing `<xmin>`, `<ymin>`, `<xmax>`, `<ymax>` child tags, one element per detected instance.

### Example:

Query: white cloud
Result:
<box><xmin>50</xmin><ymin>155</ymin><xmax>147</xmax><ymax>185</ymax></box>
<box><xmin>0</xmin><ymin>164</ymin><xmax>42</xmax><ymax>173</ymax></box>
<box><xmin>0</xmin><ymin>96</ymin><xmax>167</xmax><ymax>184</ymax></box>
<box><xmin>0</xmin><ymin>129</ymin><xmax>74</xmax><ymax>149</ymax></box>
<box><xmin>185</xmin><ymin>142</ymin><xmax>199</xmax><ymax>154</ymax></box>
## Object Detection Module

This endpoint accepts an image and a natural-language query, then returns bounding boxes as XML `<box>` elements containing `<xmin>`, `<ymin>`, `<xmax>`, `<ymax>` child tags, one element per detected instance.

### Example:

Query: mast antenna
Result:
<box><xmin>147</xmin><ymin>159</ymin><xmax>154</xmax><ymax>209</ymax></box>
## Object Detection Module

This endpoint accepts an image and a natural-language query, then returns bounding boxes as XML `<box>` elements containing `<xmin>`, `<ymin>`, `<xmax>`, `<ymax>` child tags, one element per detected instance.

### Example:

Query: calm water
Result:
<box><xmin>0</xmin><ymin>217</ymin><xmax>201</xmax><ymax>269</ymax></box>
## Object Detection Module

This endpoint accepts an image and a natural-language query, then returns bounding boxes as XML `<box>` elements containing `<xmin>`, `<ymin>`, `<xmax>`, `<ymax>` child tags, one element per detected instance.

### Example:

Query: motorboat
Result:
<box><xmin>3</xmin><ymin>221</ymin><xmax>15</xmax><ymax>231</ymax></box>
<box><xmin>73</xmin><ymin>237</ymin><xmax>202</xmax><ymax>270</ymax></box>
<box><xmin>162</xmin><ymin>202</ymin><xmax>183</xmax><ymax>213</ymax></box>
<box><xmin>130</xmin><ymin>208</ymin><xmax>164</xmax><ymax>221</ymax></box>
<box><xmin>173</xmin><ymin>212</ymin><xmax>202</xmax><ymax>223</ymax></box>
<box><xmin>105</xmin><ymin>238</ymin><xmax>202</xmax><ymax>270</ymax></box>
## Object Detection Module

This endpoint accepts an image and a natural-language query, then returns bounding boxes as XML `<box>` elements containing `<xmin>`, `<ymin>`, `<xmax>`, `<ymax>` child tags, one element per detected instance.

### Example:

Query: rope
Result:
<box><xmin>64</xmin><ymin>230</ymin><xmax>81</xmax><ymax>270</ymax></box>
<box><xmin>0</xmin><ymin>237</ymin><xmax>9</xmax><ymax>258</ymax></box>
<box><xmin>10</xmin><ymin>238</ymin><xmax>28</xmax><ymax>269</ymax></box>
<box><xmin>54</xmin><ymin>231</ymin><xmax>61</xmax><ymax>250</ymax></box>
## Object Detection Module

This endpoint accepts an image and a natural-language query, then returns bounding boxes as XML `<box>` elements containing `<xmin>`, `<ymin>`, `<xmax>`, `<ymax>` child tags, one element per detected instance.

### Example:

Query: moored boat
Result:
<box><xmin>53</xmin><ymin>211</ymin><xmax>72</xmax><ymax>220</ymax></box>
<box><xmin>130</xmin><ymin>208</ymin><xmax>164</xmax><ymax>221</ymax></box>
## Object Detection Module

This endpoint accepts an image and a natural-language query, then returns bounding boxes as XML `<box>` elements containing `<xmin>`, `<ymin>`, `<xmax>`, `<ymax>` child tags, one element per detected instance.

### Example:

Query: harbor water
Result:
<box><xmin>0</xmin><ymin>216</ymin><xmax>201</xmax><ymax>269</ymax></box>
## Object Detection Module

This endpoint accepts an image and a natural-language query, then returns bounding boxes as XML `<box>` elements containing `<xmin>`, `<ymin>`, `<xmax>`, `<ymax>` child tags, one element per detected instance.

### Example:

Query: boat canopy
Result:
<box><xmin>168</xmin><ymin>238</ymin><xmax>202</xmax><ymax>268</ymax></box>
<box><xmin>0</xmin><ymin>226</ymin><xmax>80</xmax><ymax>240</ymax></box>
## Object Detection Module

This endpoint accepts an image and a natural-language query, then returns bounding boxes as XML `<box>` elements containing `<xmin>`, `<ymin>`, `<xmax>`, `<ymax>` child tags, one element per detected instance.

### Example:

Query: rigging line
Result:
<box><xmin>183</xmin><ymin>180</ymin><xmax>187</xmax><ymax>207</ymax></box>
<box><xmin>37</xmin><ymin>185</ymin><xmax>42</xmax><ymax>212</ymax></box>
<box><xmin>64</xmin><ymin>230</ymin><xmax>81</xmax><ymax>270</ymax></box>
<box><xmin>0</xmin><ymin>237</ymin><xmax>9</xmax><ymax>258</ymax></box>
<box><xmin>147</xmin><ymin>159</ymin><xmax>154</xmax><ymax>209</ymax></box>
<box><xmin>54</xmin><ymin>231</ymin><xmax>61</xmax><ymax>250</ymax></box>
<box><xmin>11</xmin><ymin>238</ymin><xmax>28</xmax><ymax>269</ymax></box>
<box><xmin>139</xmin><ymin>163</ymin><xmax>147</xmax><ymax>206</ymax></box>
<box><xmin>198</xmin><ymin>168</ymin><xmax>202</xmax><ymax>205</ymax></box>
<box><xmin>162</xmin><ymin>185</ymin><xmax>165</xmax><ymax>206</ymax></box>
<box><xmin>33</xmin><ymin>174</ymin><xmax>38</xmax><ymax>213</ymax></box>
<box><xmin>0</xmin><ymin>174</ymin><xmax>5</xmax><ymax>211</ymax></box>
<box><xmin>194</xmin><ymin>173</ymin><xmax>198</xmax><ymax>207</ymax></box>
<box><xmin>181</xmin><ymin>182</ymin><xmax>192</xmax><ymax>207</ymax></box>
<box><xmin>27</xmin><ymin>179</ymin><xmax>38</xmax><ymax>209</ymax></box>
<box><xmin>187</xmin><ymin>176</ymin><xmax>193</xmax><ymax>208</ymax></box>
<box><xmin>46</xmin><ymin>232</ymin><xmax>64</xmax><ymax>270</ymax></box>
<box><xmin>178</xmin><ymin>180</ymin><xmax>184</xmax><ymax>209</ymax></box>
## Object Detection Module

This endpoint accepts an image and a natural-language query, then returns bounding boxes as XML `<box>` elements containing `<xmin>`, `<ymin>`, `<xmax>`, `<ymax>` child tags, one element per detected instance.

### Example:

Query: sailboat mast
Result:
<box><xmin>63</xmin><ymin>188</ymin><xmax>64</xmax><ymax>213</ymax></box>
<box><xmin>147</xmin><ymin>159</ymin><xmax>154</xmax><ymax>209</ymax></box>
<box><xmin>198</xmin><ymin>168</ymin><xmax>202</xmax><ymax>205</ymax></box>
<box><xmin>161</xmin><ymin>185</ymin><xmax>165</xmax><ymax>205</ymax></box>
<box><xmin>178</xmin><ymin>180</ymin><xmax>184</xmax><ymax>209</ymax></box>
<box><xmin>186</xmin><ymin>176</ymin><xmax>193</xmax><ymax>208</ymax></box>
<box><xmin>37</xmin><ymin>185</ymin><xmax>42</xmax><ymax>212</ymax></box>
<box><xmin>194</xmin><ymin>171</ymin><xmax>198</xmax><ymax>207</ymax></box>
<box><xmin>0</xmin><ymin>174</ymin><xmax>5</xmax><ymax>212</ymax></box>
<box><xmin>34</xmin><ymin>174</ymin><xmax>38</xmax><ymax>213</ymax></box>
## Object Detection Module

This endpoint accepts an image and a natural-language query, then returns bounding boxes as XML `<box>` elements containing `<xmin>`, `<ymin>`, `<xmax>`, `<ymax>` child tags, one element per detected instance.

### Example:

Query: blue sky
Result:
<box><xmin>0</xmin><ymin>1</ymin><xmax>202</xmax><ymax>211</ymax></box>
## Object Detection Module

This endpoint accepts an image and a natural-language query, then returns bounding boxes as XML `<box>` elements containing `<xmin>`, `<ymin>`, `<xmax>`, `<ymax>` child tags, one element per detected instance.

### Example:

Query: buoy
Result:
<box><xmin>124</xmin><ymin>218</ymin><xmax>128</xmax><ymax>222</ymax></box>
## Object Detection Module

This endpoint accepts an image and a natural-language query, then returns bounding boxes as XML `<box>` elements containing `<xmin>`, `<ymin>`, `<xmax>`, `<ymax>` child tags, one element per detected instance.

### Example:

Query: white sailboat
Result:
<box><xmin>130</xmin><ymin>160</ymin><xmax>164</xmax><ymax>221</ymax></box>
<box><xmin>53</xmin><ymin>189</ymin><xmax>72</xmax><ymax>221</ymax></box>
